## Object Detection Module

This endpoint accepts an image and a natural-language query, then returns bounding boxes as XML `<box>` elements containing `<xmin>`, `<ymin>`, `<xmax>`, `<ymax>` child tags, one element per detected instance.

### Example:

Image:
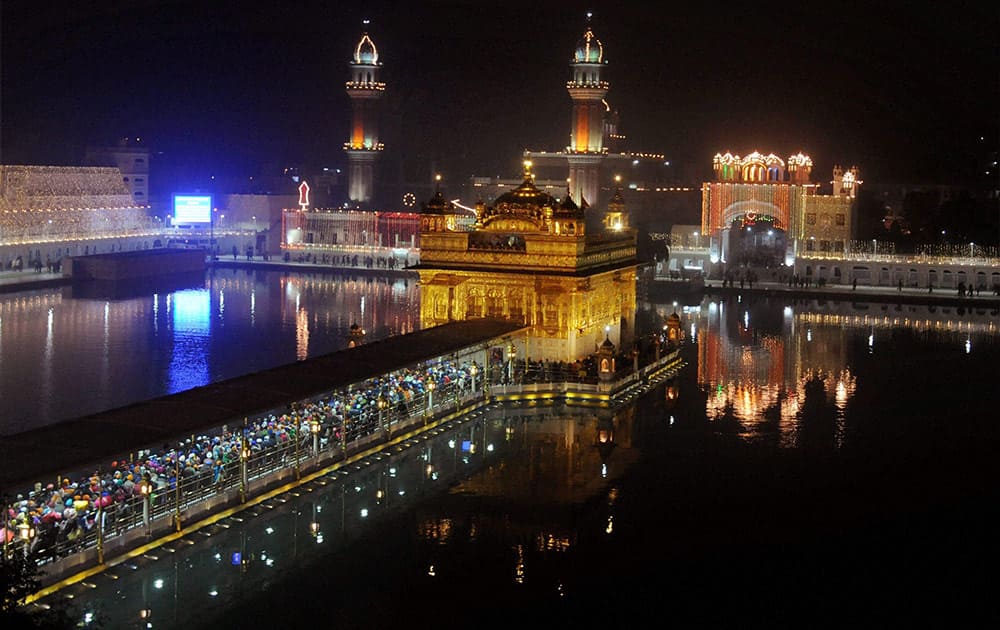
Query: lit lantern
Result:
<box><xmin>597</xmin><ymin>335</ymin><xmax>616</xmax><ymax>382</ymax></box>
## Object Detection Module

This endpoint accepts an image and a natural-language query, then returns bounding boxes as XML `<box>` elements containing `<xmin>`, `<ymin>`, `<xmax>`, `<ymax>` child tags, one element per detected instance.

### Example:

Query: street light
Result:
<box><xmin>239</xmin><ymin>433</ymin><xmax>251</xmax><ymax>503</ymax></box>
<box><xmin>17</xmin><ymin>521</ymin><xmax>35</xmax><ymax>558</ymax></box>
<box><xmin>294</xmin><ymin>417</ymin><xmax>302</xmax><ymax>480</ymax></box>
<box><xmin>507</xmin><ymin>344</ymin><xmax>516</xmax><ymax>384</ymax></box>
<box><xmin>377</xmin><ymin>396</ymin><xmax>389</xmax><ymax>438</ymax></box>
<box><xmin>138</xmin><ymin>476</ymin><xmax>153</xmax><ymax>536</ymax></box>
<box><xmin>311</xmin><ymin>418</ymin><xmax>321</xmax><ymax>456</ymax></box>
<box><xmin>470</xmin><ymin>363</ymin><xmax>478</xmax><ymax>395</ymax></box>
<box><xmin>426</xmin><ymin>381</ymin><xmax>435</xmax><ymax>413</ymax></box>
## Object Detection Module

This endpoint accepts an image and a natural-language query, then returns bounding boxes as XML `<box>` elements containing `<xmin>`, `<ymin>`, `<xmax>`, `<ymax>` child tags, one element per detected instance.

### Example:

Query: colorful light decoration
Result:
<box><xmin>298</xmin><ymin>180</ymin><xmax>310</xmax><ymax>211</ymax></box>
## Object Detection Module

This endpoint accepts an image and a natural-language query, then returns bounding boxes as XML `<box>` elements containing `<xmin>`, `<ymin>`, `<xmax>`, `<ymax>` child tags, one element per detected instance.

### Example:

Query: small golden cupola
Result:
<box><xmin>420</xmin><ymin>176</ymin><xmax>456</xmax><ymax>233</ymax></box>
<box><xmin>604</xmin><ymin>175</ymin><xmax>627</xmax><ymax>231</ymax></box>
<box><xmin>552</xmin><ymin>183</ymin><xmax>586</xmax><ymax>236</ymax></box>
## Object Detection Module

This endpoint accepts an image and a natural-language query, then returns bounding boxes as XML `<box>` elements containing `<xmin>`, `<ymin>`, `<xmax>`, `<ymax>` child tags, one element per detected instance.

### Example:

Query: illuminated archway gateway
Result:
<box><xmin>701</xmin><ymin>151</ymin><xmax>858</xmax><ymax>273</ymax></box>
<box><xmin>413</xmin><ymin>162</ymin><xmax>637</xmax><ymax>362</ymax></box>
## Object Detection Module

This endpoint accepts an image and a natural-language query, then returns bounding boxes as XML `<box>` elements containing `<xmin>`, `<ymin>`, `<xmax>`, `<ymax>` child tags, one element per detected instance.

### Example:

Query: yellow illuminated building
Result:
<box><xmin>414</xmin><ymin>162</ymin><xmax>637</xmax><ymax>362</ymax></box>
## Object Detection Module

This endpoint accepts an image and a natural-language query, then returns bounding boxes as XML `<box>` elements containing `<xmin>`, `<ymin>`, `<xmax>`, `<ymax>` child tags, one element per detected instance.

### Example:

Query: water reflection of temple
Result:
<box><xmin>414</xmin><ymin>162</ymin><xmax>637</xmax><ymax>362</ymax></box>
<box><xmin>415</xmin><ymin>405</ymin><xmax>636</xmax><ymax>574</ymax></box>
<box><xmin>680</xmin><ymin>298</ymin><xmax>857</xmax><ymax>447</ymax></box>
<box><xmin>673</xmin><ymin>296</ymin><xmax>999</xmax><ymax>447</ymax></box>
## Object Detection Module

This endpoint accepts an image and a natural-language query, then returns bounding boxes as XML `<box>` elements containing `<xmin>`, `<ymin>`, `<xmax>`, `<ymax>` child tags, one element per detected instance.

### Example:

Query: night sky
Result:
<box><xmin>2</xmin><ymin>0</ymin><xmax>997</xmax><ymax>193</ymax></box>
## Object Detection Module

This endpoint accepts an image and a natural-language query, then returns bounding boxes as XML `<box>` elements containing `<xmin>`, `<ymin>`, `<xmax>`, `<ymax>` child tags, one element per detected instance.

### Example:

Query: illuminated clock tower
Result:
<box><xmin>566</xmin><ymin>15</ymin><xmax>608</xmax><ymax>209</ymax></box>
<box><xmin>344</xmin><ymin>23</ymin><xmax>385</xmax><ymax>207</ymax></box>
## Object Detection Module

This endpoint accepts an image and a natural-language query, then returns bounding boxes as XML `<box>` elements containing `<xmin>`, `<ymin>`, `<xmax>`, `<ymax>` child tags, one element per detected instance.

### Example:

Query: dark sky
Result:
<box><xmin>2</xmin><ymin>0</ymin><xmax>997</xmax><ymax>191</ymax></box>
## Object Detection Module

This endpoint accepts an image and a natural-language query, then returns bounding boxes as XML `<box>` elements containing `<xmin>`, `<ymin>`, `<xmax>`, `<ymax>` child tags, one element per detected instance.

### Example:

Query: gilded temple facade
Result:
<box><xmin>414</xmin><ymin>164</ymin><xmax>637</xmax><ymax>362</ymax></box>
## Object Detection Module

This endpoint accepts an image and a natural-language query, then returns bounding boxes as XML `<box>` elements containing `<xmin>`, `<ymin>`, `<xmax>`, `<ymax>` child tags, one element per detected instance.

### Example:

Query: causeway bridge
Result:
<box><xmin>1</xmin><ymin>318</ymin><xmax>683</xmax><ymax>600</ymax></box>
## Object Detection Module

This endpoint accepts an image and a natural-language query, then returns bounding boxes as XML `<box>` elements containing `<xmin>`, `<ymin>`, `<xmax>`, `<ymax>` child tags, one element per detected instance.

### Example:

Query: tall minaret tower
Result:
<box><xmin>566</xmin><ymin>14</ymin><xmax>608</xmax><ymax>210</ymax></box>
<box><xmin>344</xmin><ymin>22</ymin><xmax>385</xmax><ymax>207</ymax></box>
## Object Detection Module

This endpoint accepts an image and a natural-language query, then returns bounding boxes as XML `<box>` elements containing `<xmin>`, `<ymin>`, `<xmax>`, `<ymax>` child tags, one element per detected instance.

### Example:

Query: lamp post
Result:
<box><xmin>174</xmin><ymin>454</ymin><xmax>182</xmax><ymax>532</ymax></box>
<box><xmin>507</xmin><ymin>344</ymin><xmax>516</xmax><ymax>384</ymax></box>
<box><xmin>340</xmin><ymin>412</ymin><xmax>348</xmax><ymax>454</ymax></box>
<box><xmin>294</xmin><ymin>418</ymin><xmax>301</xmax><ymax>480</ymax></box>
<box><xmin>426</xmin><ymin>380</ymin><xmax>435</xmax><ymax>415</ymax></box>
<box><xmin>138</xmin><ymin>476</ymin><xmax>152</xmax><ymax>536</ymax></box>
<box><xmin>311</xmin><ymin>418</ymin><xmax>321</xmax><ymax>456</ymax></box>
<box><xmin>239</xmin><ymin>433</ymin><xmax>250</xmax><ymax>504</ymax></box>
<box><xmin>378</xmin><ymin>396</ymin><xmax>389</xmax><ymax>439</ymax></box>
<box><xmin>17</xmin><ymin>521</ymin><xmax>35</xmax><ymax>558</ymax></box>
<box><xmin>470</xmin><ymin>363</ymin><xmax>478</xmax><ymax>397</ymax></box>
<box><xmin>96</xmin><ymin>502</ymin><xmax>104</xmax><ymax>564</ymax></box>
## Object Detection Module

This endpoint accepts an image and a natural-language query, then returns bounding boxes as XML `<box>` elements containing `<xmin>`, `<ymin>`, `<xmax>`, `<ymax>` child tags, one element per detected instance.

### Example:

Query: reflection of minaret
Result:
<box><xmin>344</xmin><ymin>21</ymin><xmax>385</xmax><ymax>207</ymax></box>
<box><xmin>566</xmin><ymin>14</ymin><xmax>608</xmax><ymax>210</ymax></box>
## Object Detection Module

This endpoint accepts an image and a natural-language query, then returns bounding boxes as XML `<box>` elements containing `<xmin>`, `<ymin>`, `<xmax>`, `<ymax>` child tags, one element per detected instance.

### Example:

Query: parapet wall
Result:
<box><xmin>64</xmin><ymin>248</ymin><xmax>206</xmax><ymax>280</ymax></box>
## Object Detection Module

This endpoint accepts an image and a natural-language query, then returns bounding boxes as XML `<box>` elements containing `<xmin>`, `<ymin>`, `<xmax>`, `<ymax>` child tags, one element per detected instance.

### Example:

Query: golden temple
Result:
<box><xmin>414</xmin><ymin>162</ymin><xmax>638</xmax><ymax>362</ymax></box>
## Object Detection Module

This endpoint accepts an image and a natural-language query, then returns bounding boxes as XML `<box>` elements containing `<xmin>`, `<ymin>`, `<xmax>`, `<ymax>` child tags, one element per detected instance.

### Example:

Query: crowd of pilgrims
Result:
<box><xmin>2</xmin><ymin>342</ymin><xmax>661</xmax><ymax>561</ymax></box>
<box><xmin>2</xmin><ymin>359</ymin><xmax>478</xmax><ymax>561</ymax></box>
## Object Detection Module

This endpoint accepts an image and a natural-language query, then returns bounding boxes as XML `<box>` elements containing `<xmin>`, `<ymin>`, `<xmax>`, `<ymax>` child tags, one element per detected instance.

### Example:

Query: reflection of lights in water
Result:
<box><xmin>966</xmin><ymin>338</ymin><xmax>972</xmax><ymax>354</ymax></box>
<box><xmin>168</xmin><ymin>289</ymin><xmax>210</xmax><ymax>393</ymax></box>
<box><xmin>606</xmin><ymin>515</ymin><xmax>614</xmax><ymax>534</ymax></box>
<box><xmin>514</xmin><ymin>544</ymin><xmax>525</xmax><ymax>584</ymax></box>
<box><xmin>428</xmin><ymin>564</ymin><xmax>436</xmax><ymax>577</ymax></box>
<box><xmin>835</xmin><ymin>380</ymin><xmax>849</xmax><ymax>407</ymax></box>
<box><xmin>296</xmin><ymin>307</ymin><xmax>310</xmax><ymax>361</ymax></box>
<box><xmin>45</xmin><ymin>307</ymin><xmax>54</xmax><ymax>360</ymax></box>
<box><xmin>806</xmin><ymin>329</ymin><xmax>812</xmax><ymax>342</ymax></box>
<box><xmin>601</xmin><ymin>463</ymin><xmax>607</xmax><ymax>478</ymax></box>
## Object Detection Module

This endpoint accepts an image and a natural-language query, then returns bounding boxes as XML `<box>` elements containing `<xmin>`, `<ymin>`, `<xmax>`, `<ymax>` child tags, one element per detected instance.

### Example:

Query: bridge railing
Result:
<box><xmin>2</xmin><ymin>347</ymin><xmax>684</xmax><ymax>580</ymax></box>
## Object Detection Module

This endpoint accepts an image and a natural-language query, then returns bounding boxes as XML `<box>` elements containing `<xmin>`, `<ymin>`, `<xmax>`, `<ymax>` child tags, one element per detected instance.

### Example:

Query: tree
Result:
<box><xmin>1</xmin><ymin>550</ymin><xmax>94</xmax><ymax>629</ymax></box>
<box><xmin>0</xmin><ymin>550</ymin><xmax>41</xmax><ymax>622</ymax></box>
